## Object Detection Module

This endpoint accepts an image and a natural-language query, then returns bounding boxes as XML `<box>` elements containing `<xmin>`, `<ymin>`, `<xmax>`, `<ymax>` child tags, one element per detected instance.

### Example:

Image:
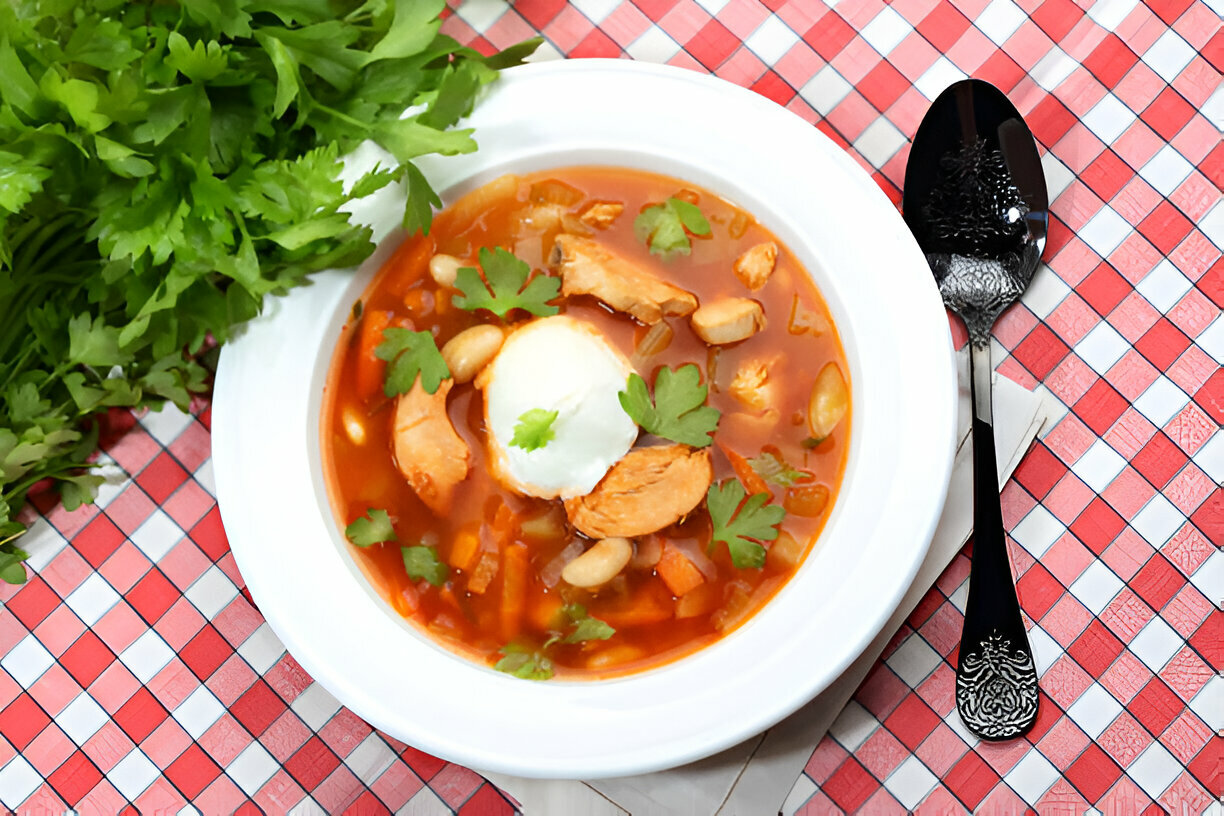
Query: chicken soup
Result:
<box><xmin>322</xmin><ymin>167</ymin><xmax>850</xmax><ymax>679</ymax></box>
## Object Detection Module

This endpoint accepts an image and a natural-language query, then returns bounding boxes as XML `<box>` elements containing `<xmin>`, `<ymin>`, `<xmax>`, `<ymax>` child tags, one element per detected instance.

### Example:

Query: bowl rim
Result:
<box><xmin>213</xmin><ymin>58</ymin><xmax>958</xmax><ymax>779</ymax></box>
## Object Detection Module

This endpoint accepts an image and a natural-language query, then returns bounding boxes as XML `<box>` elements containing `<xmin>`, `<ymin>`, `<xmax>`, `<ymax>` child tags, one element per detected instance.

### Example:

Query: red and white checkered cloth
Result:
<box><xmin>1</xmin><ymin>0</ymin><xmax>1219</xmax><ymax>813</ymax></box>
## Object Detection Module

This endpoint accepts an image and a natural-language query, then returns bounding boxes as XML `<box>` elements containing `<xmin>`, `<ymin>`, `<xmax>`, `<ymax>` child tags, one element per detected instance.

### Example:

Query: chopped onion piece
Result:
<box><xmin>540</xmin><ymin>539</ymin><xmax>585</xmax><ymax>588</ymax></box>
<box><xmin>632</xmin><ymin>321</ymin><xmax>673</xmax><ymax>367</ymax></box>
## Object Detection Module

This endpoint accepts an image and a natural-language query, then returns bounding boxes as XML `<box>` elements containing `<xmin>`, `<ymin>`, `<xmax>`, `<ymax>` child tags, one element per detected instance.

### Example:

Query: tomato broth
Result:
<box><xmin>322</xmin><ymin>167</ymin><xmax>851</xmax><ymax>679</ymax></box>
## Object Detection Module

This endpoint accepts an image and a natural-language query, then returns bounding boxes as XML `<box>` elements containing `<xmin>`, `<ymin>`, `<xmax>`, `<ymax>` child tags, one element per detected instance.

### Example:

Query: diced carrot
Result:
<box><xmin>718</xmin><ymin>443</ymin><xmax>770</xmax><ymax>497</ymax></box>
<box><xmin>527</xmin><ymin>590</ymin><xmax>563</xmax><ymax>632</ymax></box>
<box><xmin>449</xmin><ymin>526</ymin><xmax>481</xmax><ymax>571</ymax></box>
<box><xmin>597</xmin><ymin>581</ymin><xmax>674</xmax><ymax>628</ymax></box>
<box><xmin>783</xmin><ymin>484</ymin><xmax>830</xmax><ymax>517</ymax></box>
<box><xmin>656</xmin><ymin>543</ymin><xmax>705</xmax><ymax>597</ymax></box>
<box><xmin>354</xmin><ymin>309</ymin><xmax>392</xmax><ymax>401</ymax></box>
<box><xmin>390</xmin><ymin>583</ymin><xmax>420</xmax><ymax>618</ymax></box>
<box><xmin>467</xmin><ymin>552</ymin><xmax>499</xmax><ymax>595</ymax></box>
<box><xmin>490</xmin><ymin>503</ymin><xmax>517</xmax><ymax>546</ymax></box>
<box><xmin>500</xmin><ymin>544</ymin><xmax>529</xmax><ymax>641</ymax></box>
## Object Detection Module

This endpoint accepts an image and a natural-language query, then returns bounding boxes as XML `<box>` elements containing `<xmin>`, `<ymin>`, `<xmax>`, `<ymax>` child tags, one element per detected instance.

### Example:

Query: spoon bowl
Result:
<box><xmin>903</xmin><ymin>79</ymin><xmax>1049</xmax><ymax>741</ymax></box>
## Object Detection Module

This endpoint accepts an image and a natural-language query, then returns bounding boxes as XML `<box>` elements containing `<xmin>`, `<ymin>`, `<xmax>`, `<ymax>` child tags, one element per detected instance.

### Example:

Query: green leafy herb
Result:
<box><xmin>633</xmin><ymin>197</ymin><xmax>711</xmax><ymax>256</ymax></box>
<box><xmin>453</xmin><ymin>247</ymin><xmax>560</xmax><ymax>318</ymax></box>
<box><xmin>707</xmin><ymin>478</ymin><xmax>786</xmax><ymax>569</ymax></box>
<box><xmin>493</xmin><ymin>643</ymin><xmax>554</xmax><ymax>681</ymax></box>
<box><xmin>345</xmin><ymin>508</ymin><xmax>396</xmax><ymax>548</ymax></box>
<box><xmin>374</xmin><ymin>328</ymin><xmax>450</xmax><ymax>396</ymax></box>
<box><xmin>402</xmin><ymin>544</ymin><xmax>448</xmax><ymax>586</ymax></box>
<box><xmin>560</xmin><ymin>604</ymin><xmax>615</xmax><ymax>644</ymax></box>
<box><xmin>0</xmin><ymin>1</ymin><xmax>539</xmax><ymax>583</ymax></box>
<box><xmin>618</xmin><ymin>364</ymin><xmax>720</xmax><ymax>447</ymax></box>
<box><xmin>510</xmin><ymin>408</ymin><xmax>558</xmax><ymax>452</ymax></box>
<box><xmin>747</xmin><ymin>450</ymin><xmax>807</xmax><ymax>487</ymax></box>
<box><xmin>801</xmin><ymin>435</ymin><xmax>827</xmax><ymax>449</ymax></box>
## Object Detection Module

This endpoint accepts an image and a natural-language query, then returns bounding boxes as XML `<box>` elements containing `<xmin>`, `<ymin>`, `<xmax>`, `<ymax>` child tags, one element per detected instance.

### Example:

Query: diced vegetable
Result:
<box><xmin>783</xmin><ymin>484</ymin><xmax>830</xmax><ymax>518</ymax></box>
<box><xmin>579</xmin><ymin>202</ymin><xmax>624</xmax><ymax>229</ymax></box>
<box><xmin>540</xmin><ymin>540</ymin><xmax>585</xmax><ymax>588</ymax></box>
<box><xmin>500</xmin><ymin>544</ymin><xmax>529</xmax><ymax>640</ymax></box>
<box><xmin>788</xmin><ymin>294</ymin><xmax>831</xmax><ymax>336</ymax></box>
<box><xmin>596</xmin><ymin>581</ymin><xmax>675</xmax><ymax>628</ymax></box>
<box><xmin>520</xmin><ymin>507</ymin><xmax>567</xmax><ymax>543</ymax></box>
<box><xmin>807</xmin><ymin>363</ymin><xmax>849</xmax><ymax>438</ymax></box>
<box><xmin>528</xmin><ymin>592</ymin><xmax>564</xmax><ymax>632</ymax></box>
<box><xmin>530</xmin><ymin>179</ymin><xmax>585</xmax><ymax>207</ymax></box>
<box><xmin>390</xmin><ymin>584</ymin><xmax>420</xmax><ymax>619</ymax></box>
<box><xmin>766</xmin><ymin>530</ymin><xmax>805</xmax><ymax>571</ymax></box>
<box><xmin>449</xmin><ymin>526</ymin><xmax>481</xmax><ymax>571</ymax></box>
<box><xmin>719</xmin><ymin>444</ymin><xmax>771</xmax><ymax>498</ymax></box>
<box><xmin>354</xmin><ymin>310</ymin><xmax>392</xmax><ymax>402</ymax></box>
<box><xmin>656</xmin><ymin>544</ymin><xmax>705</xmax><ymax>597</ymax></box>
<box><xmin>675</xmin><ymin>582</ymin><xmax>718</xmax><ymax>619</ymax></box>
<box><xmin>468</xmin><ymin>552</ymin><xmax>500</xmax><ymax>595</ymax></box>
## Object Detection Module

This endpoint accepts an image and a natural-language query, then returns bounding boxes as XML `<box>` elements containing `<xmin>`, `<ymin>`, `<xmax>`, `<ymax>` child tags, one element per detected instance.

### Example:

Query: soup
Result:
<box><xmin>321</xmin><ymin>167</ymin><xmax>850</xmax><ymax>679</ymax></box>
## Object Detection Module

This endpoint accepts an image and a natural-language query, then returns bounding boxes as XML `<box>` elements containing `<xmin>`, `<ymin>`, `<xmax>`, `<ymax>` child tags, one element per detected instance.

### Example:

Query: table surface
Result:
<box><xmin>1</xmin><ymin>0</ymin><xmax>1220</xmax><ymax>813</ymax></box>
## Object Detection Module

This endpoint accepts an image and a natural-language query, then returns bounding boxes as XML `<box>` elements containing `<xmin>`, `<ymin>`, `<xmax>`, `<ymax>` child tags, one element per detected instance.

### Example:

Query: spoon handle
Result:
<box><xmin>955</xmin><ymin>342</ymin><xmax>1039</xmax><ymax>740</ymax></box>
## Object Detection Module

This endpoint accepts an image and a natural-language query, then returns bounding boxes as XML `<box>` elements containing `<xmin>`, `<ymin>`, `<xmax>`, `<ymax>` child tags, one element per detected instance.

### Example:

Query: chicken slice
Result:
<box><xmin>690</xmin><ymin>297</ymin><xmax>766</xmax><ymax>345</ymax></box>
<box><xmin>733</xmin><ymin>242</ymin><xmax>777</xmax><ymax>291</ymax></box>
<box><xmin>392</xmin><ymin>378</ymin><xmax>471</xmax><ymax>515</ymax></box>
<box><xmin>729</xmin><ymin>359</ymin><xmax>777</xmax><ymax>411</ymax></box>
<box><xmin>550</xmin><ymin>234</ymin><xmax>698</xmax><ymax>324</ymax></box>
<box><xmin>565</xmin><ymin>445</ymin><xmax>713</xmax><ymax>538</ymax></box>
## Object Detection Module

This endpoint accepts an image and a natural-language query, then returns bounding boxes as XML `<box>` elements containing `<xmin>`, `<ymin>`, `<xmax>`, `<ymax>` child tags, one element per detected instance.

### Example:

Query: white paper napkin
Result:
<box><xmin>487</xmin><ymin>356</ymin><xmax>1057</xmax><ymax>815</ymax></box>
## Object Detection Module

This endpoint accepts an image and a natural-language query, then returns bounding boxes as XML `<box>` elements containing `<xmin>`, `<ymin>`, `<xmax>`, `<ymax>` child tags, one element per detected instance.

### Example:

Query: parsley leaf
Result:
<box><xmin>747</xmin><ymin>450</ymin><xmax>807</xmax><ymax>487</ymax></box>
<box><xmin>345</xmin><ymin>508</ymin><xmax>397</xmax><ymax>547</ymax></box>
<box><xmin>374</xmin><ymin>328</ymin><xmax>450</xmax><ymax>396</ymax></box>
<box><xmin>510</xmin><ymin>408</ymin><xmax>558</xmax><ymax>452</ymax></box>
<box><xmin>402</xmin><ymin>545</ymin><xmax>448</xmax><ymax>586</ymax></box>
<box><xmin>494</xmin><ymin>644</ymin><xmax>554</xmax><ymax>681</ymax></box>
<box><xmin>707</xmin><ymin>479</ymin><xmax>786</xmax><ymax>569</ymax></box>
<box><xmin>561</xmin><ymin>604</ymin><xmax>615</xmax><ymax>644</ymax></box>
<box><xmin>801</xmin><ymin>435</ymin><xmax>828</xmax><ymax>449</ymax></box>
<box><xmin>452</xmin><ymin>247</ymin><xmax>560</xmax><ymax>318</ymax></box>
<box><xmin>618</xmin><ymin>364</ymin><xmax>720</xmax><ymax>447</ymax></box>
<box><xmin>633</xmin><ymin>197</ymin><xmax>711</xmax><ymax>256</ymax></box>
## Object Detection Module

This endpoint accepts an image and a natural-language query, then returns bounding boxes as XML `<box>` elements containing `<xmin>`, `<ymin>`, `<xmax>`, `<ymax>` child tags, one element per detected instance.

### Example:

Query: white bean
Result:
<box><xmin>441</xmin><ymin>325</ymin><xmax>504</xmax><ymax>384</ymax></box>
<box><xmin>429</xmin><ymin>253</ymin><xmax>465</xmax><ymax>288</ymax></box>
<box><xmin>561</xmin><ymin>537</ymin><xmax>632</xmax><ymax>588</ymax></box>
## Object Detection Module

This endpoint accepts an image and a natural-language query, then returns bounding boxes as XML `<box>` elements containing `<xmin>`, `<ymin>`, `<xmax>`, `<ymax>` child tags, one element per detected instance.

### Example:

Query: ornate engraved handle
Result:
<box><xmin>956</xmin><ymin>631</ymin><xmax>1039</xmax><ymax>740</ymax></box>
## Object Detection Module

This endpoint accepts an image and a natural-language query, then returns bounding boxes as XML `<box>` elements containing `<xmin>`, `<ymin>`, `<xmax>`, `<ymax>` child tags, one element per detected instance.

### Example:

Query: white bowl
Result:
<box><xmin>213</xmin><ymin>59</ymin><xmax>957</xmax><ymax>779</ymax></box>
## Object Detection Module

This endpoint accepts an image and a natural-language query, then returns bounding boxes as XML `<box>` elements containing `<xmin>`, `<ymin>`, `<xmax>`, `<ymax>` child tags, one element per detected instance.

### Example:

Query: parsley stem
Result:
<box><xmin>315</xmin><ymin>103</ymin><xmax>373</xmax><ymax>131</ymax></box>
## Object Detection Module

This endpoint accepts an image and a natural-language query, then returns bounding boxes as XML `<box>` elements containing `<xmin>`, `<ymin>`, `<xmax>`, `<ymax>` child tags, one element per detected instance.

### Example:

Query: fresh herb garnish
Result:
<box><xmin>453</xmin><ymin>247</ymin><xmax>561</xmax><ymax>318</ymax></box>
<box><xmin>801</xmin><ymin>436</ymin><xmax>828</xmax><ymax>449</ymax></box>
<box><xmin>401</xmin><ymin>545</ymin><xmax>448</xmax><ymax>587</ymax></box>
<box><xmin>619</xmin><ymin>364</ymin><xmax>720</xmax><ymax>447</ymax></box>
<box><xmin>747</xmin><ymin>450</ymin><xmax>807</xmax><ymax>487</ymax></box>
<box><xmin>560</xmin><ymin>604</ymin><xmax>615</xmax><ymax>644</ymax></box>
<box><xmin>633</xmin><ymin>197</ymin><xmax>711</xmax><ymax>256</ymax></box>
<box><xmin>493</xmin><ymin>643</ymin><xmax>554</xmax><ymax>681</ymax></box>
<box><xmin>374</xmin><ymin>328</ymin><xmax>450</xmax><ymax>396</ymax></box>
<box><xmin>510</xmin><ymin>408</ymin><xmax>558</xmax><ymax>452</ymax></box>
<box><xmin>0</xmin><ymin>2</ymin><xmax>539</xmax><ymax>583</ymax></box>
<box><xmin>707</xmin><ymin>478</ymin><xmax>786</xmax><ymax>569</ymax></box>
<box><xmin>345</xmin><ymin>508</ymin><xmax>397</xmax><ymax>547</ymax></box>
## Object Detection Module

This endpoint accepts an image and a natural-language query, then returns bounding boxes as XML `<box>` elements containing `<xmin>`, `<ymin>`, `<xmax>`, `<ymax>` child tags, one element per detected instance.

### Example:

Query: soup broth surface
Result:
<box><xmin>323</xmin><ymin>167</ymin><xmax>850</xmax><ymax>679</ymax></box>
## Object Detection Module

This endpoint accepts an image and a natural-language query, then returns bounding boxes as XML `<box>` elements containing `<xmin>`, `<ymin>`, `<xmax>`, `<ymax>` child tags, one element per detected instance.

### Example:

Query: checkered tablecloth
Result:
<box><xmin>1</xmin><ymin>0</ymin><xmax>1220</xmax><ymax>813</ymax></box>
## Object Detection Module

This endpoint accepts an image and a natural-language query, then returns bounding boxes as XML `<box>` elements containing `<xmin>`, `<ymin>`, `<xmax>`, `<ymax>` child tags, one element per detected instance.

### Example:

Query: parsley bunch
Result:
<box><xmin>0</xmin><ymin>0</ymin><xmax>538</xmax><ymax>583</ymax></box>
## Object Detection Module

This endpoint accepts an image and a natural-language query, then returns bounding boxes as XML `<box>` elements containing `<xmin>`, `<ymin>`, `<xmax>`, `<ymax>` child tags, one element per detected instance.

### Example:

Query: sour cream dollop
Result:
<box><xmin>479</xmin><ymin>315</ymin><xmax>638</xmax><ymax>499</ymax></box>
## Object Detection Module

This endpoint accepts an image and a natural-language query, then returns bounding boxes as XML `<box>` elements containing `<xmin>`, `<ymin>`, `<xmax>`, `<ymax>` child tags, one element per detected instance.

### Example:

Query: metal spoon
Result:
<box><xmin>902</xmin><ymin>79</ymin><xmax>1048</xmax><ymax>741</ymax></box>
